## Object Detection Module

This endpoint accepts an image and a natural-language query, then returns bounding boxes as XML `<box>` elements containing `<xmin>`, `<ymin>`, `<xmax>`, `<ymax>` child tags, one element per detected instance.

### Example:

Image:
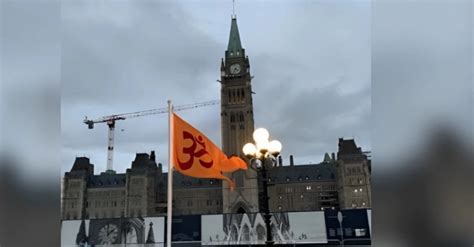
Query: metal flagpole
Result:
<box><xmin>167</xmin><ymin>100</ymin><xmax>174</xmax><ymax>247</ymax></box>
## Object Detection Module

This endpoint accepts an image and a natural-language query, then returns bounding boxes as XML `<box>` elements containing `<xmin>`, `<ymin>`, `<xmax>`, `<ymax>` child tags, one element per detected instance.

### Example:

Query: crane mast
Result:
<box><xmin>84</xmin><ymin>100</ymin><xmax>220</xmax><ymax>173</ymax></box>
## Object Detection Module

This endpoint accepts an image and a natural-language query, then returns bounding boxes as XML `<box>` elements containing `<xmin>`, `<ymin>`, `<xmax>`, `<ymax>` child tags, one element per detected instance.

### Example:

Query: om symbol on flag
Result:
<box><xmin>177</xmin><ymin>131</ymin><xmax>213</xmax><ymax>170</ymax></box>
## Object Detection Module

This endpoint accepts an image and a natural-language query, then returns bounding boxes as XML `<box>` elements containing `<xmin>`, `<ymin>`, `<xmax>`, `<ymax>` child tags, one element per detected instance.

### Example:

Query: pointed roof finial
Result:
<box><xmin>232</xmin><ymin>0</ymin><xmax>236</xmax><ymax>18</ymax></box>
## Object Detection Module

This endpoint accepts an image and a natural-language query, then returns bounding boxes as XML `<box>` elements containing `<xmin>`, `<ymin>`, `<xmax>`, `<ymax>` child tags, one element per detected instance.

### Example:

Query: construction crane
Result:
<box><xmin>83</xmin><ymin>99</ymin><xmax>220</xmax><ymax>172</ymax></box>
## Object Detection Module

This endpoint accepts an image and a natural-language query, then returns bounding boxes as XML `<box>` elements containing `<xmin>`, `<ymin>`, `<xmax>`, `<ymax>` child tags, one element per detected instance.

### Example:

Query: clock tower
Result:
<box><xmin>221</xmin><ymin>16</ymin><xmax>259</xmax><ymax>214</ymax></box>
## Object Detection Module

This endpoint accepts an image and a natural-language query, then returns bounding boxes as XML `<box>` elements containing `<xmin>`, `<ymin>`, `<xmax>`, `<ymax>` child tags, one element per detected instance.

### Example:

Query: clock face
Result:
<box><xmin>230</xmin><ymin>64</ymin><xmax>241</xmax><ymax>74</ymax></box>
<box><xmin>98</xmin><ymin>223</ymin><xmax>119</xmax><ymax>244</ymax></box>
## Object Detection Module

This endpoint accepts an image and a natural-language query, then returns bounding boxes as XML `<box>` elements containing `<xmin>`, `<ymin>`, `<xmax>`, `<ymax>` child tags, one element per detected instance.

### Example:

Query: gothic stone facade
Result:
<box><xmin>62</xmin><ymin>138</ymin><xmax>370</xmax><ymax>220</ymax></box>
<box><xmin>220</xmin><ymin>17</ymin><xmax>259</xmax><ymax>214</ymax></box>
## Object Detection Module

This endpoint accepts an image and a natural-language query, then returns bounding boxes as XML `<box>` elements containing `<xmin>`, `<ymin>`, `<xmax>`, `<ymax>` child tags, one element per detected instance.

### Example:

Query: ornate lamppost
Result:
<box><xmin>243</xmin><ymin>128</ymin><xmax>282</xmax><ymax>247</ymax></box>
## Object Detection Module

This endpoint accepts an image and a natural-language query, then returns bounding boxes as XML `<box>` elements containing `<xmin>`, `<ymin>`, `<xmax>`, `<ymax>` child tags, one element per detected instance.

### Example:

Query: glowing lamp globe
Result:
<box><xmin>243</xmin><ymin>143</ymin><xmax>257</xmax><ymax>157</ymax></box>
<box><xmin>253</xmin><ymin>128</ymin><xmax>269</xmax><ymax>143</ymax></box>
<box><xmin>268</xmin><ymin>140</ymin><xmax>282</xmax><ymax>155</ymax></box>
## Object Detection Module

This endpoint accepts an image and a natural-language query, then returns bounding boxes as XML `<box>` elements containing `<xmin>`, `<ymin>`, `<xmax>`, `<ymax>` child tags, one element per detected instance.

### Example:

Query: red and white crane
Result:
<box><xmin>83</xmin><ymin>100</ymin><xmax>220</xmax><ymax>172</ymax></box>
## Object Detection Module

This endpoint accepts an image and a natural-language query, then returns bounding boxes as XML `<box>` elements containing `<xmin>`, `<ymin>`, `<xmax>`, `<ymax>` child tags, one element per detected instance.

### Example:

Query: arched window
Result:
<box><xmin>230</xmin><ymin>225</ymin><xmax>239</xmax><ymax>242</ymax></box>
<box><xmin>228</xmin><ymin>90</ymin><xmax>231</xmax><ymax>102</ymax></box>
<box><xmin>239</xmin><ymin>112</ymin><xmax>244</xmax><ymax>122</ymax></box>
<box><xmin>241</xmin><ymin>88</ymin><xmax>245</xmax><ymax>100</ymax></box>
<box><xmin>230</xmin><ymin>112</ymin><xmax>235</xmax><ymax>123</ymax></box>
<box><xmin>256</xmin><ymin>224</ymin><xmax>266</xmax><ymax>241</ymax></box>
<box><xmin>242</xmin><ymin>225</ymin><xmax>250</xmax><ymax>242</ymax></box>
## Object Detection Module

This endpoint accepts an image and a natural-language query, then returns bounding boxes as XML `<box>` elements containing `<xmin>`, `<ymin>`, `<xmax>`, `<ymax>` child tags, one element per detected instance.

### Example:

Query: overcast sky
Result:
<box><xmin>61</xmin><ymin>0</ymin><xmax>371</xmax><ymax>174</ymax></box>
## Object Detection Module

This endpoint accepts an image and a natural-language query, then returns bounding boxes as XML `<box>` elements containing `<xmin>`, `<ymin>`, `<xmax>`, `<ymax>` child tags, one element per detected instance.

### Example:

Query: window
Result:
<box><xmin>278</xmin><ymin>205</ymin><xmax>282</xmax><ymax>210</ymax></box>
<box><xmin>286</xmin><ymin>177</ymin><xmax>290</xmax><ymax>182</ymax></box>
<box><xmin>306</xmin><ymin>186</ymin><xmax>312</xmax><ymax>191</ymax></box>
<box><xmin>355</xmin><ymin>229</ymin><xmax>366</xmax><ymax>237</ymax></box>
<box><xmin>298</xmin><ymin>177</ymin><xmax>303</xmax><ymax>181</ymax></box>
<box><xmin>345</xmin><ymin>228</ymin><xmax>353</xmax><ymax>237</ymax></box>
<box><xmin>305</xmin><ymin>176</ymin><xmax>309</xmax><ymax>180</ymax></box>
<box><xmin>300</xmin><ymin>194</ymin><xmax>304</xmax><ymax>199</ymax></box>
<box><xmin>279</xmin><ymin>195</ymin><xmax>283</xmax><ymax>200</ymax></box>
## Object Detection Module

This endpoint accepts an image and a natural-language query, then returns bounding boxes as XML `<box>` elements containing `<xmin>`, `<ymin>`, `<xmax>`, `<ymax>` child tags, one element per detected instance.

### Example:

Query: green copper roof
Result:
<box><xmin>323</xmin><ymin>153</ymin><xmax>332</xmax><ymax>162</ymax></box>
<box><xmin>227</xmin><ymin>17</ymin><xmax>243</xmax><ymax>56</ymax></box>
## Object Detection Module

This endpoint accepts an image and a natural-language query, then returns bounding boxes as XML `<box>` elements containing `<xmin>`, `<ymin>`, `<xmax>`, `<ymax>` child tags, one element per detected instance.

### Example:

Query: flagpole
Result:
<box><xmin>167</xmin><ymin>100</ymin><xmax>173</xmax><ymax>247</ymax></box>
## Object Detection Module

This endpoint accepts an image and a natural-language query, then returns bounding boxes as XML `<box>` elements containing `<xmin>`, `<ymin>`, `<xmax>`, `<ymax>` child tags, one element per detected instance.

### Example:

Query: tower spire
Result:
<box><xmin>226</xmin><ymin>16</ymin><xmax>244</xmax><ymax>58</ymax></box>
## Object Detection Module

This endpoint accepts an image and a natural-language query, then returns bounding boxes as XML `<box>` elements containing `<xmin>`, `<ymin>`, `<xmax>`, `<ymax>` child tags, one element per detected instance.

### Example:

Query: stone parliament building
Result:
<box><xmin>62</xmin><ymin>16</ymin><xmax>371</xmax><ymax>221</ymax></box>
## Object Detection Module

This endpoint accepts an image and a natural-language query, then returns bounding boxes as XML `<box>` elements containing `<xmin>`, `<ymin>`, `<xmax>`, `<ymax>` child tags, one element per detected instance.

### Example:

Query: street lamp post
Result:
<box><xmin>243</xmin><ymin>128</ymin><xmax>282</xmax><ymax>247</ymax></box>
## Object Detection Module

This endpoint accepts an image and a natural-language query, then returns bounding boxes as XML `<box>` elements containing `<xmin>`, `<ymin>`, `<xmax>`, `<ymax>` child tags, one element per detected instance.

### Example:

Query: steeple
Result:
<box><xmin>226</xmin><ymin>17</ymin><xmax>244</xmax><ymax>58</ymax></box>
<box><xmin>146</xmin><ymin>222</ymin><xmax>155</xmax><ymax>243</ymax></box>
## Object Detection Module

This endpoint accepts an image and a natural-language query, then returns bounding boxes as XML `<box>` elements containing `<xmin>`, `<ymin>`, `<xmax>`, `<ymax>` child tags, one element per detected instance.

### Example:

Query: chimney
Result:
<box><xmin>278</xmin><ymin>156</ymin><xmax>283</xmax><ymax>167</ymax></box>
<box><xmin>331</xmin><ymin>152</ymin><xmax>336</xmax><ymax>161</ymax></box>
<box><xmin>150</xmin><ymin>150</ymin><xmax>156</xmax><ymax>161</ymax></box>
<box><xmin>289</xmin><ymin>155</ymin><xmax>294</xmax><ymax>166</ymax></box>
<box><xmin>158</xmin><ymin>163</ymin><xmax>163</xmax><ymax>171</ymax></box>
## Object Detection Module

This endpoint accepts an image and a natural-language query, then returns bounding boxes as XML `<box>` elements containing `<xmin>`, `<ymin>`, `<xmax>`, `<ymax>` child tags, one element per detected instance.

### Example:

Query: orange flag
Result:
<box><xmin>171</xmin><ymin>112</ymin><xmax>247</xmax><ymax>189</ymax></box>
